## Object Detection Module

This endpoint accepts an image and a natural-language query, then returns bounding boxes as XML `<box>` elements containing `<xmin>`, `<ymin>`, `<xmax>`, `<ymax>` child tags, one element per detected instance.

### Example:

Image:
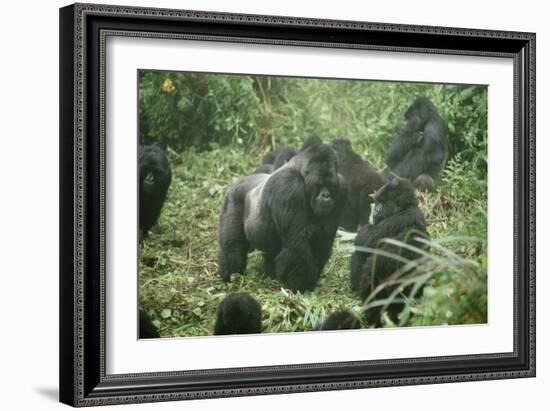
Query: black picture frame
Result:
<box><xmin>59</xmin><ymin>3</ymin><xmax>536</xmax><ymax>407</ymax></box>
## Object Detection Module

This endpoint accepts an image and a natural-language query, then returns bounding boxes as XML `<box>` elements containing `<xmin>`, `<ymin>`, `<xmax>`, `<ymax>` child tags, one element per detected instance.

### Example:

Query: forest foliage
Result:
<box><xmin>138</xmin><ymin>71</ymin><xmax>488</xmax><ymax>337</ymax></box>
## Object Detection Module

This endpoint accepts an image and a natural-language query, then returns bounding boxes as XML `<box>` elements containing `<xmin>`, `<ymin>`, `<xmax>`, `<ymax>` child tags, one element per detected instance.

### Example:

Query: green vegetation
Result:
<box><xmin>139</xmin><ymin>71</ymin><xmax>488</xmax><ymax>337</ymax></box>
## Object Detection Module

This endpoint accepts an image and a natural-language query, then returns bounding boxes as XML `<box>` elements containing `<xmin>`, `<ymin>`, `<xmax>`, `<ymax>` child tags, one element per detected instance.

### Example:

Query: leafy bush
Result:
<box><xmin>138</xmin><ymin>72</ymin><xmax>488</xmax><ymax>336</ymax></box>
<box><xmin>139</xmin><ymin>73</ymin><xmax>488</xmax><ymax>178</ymax></box>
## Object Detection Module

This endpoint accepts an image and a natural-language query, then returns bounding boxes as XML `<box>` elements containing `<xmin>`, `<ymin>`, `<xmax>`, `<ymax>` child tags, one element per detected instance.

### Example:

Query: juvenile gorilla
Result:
<box><xmin>315</xmin><ymin>310</ymin><xmax>361</xmax><ymax>331</ymax></box>
<box><xmin>350</xmin><ymin>177</ymin><xmax>429</xmax><ymax>325</ymax></box>
<box><xmin>139</xmin><ymin>146</ymin><xmax>172</xmax><ymax>236</ymax></box>
<box><xmin>214</xmin><ymin>293</ymin><xmax>262</xmax><ymax>335</ymax></box>
<box><xmin>254</xmin><ymin>147</ymin><xmax>297</xmax><ymax>174</ymax></box>
<box><xmin>331</xmin><ymin>138</ymin><xmax>387</xmax><ymax>231</ymax></box>
<box><xmin>385</xmin><ymin>96</ymin><xmax>447</xmax><ymax>191</ymax></box>
<box><xmin>218</xmin><ymin>142</ymin><xmax>344</xmax><ymax>292</ymax></box>
<box><xmin>139</xmin><ymin>309</ymin><xmax>160</xmax><ymax>339</ymax></box>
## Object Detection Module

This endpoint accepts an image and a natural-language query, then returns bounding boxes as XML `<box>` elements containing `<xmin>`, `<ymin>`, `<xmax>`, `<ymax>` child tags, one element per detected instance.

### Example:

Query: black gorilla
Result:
<box><xmin>316</xmin><ymin>310</ymin><xmax>361</xmax><ymax>331</ymax></box>
<box><xmin>214</xmin><ymin>293</ymin><xmax>262</xmax><ymax>335</ymax></box>
<box><xmin>218</xmin><ymin>141</ymin><xmax>344</xmax><ymax>292</ymax></box>
<box><xmin>331</xmin><ymin>138</ymin><xmax>387</xmax><ymax>231</ymax></box>
<box><xmin>385</xmin><ymin>97</ymin><xmax>447</xmax><ymax>191</ymax></box>
<box><xmin>139</xmin><ymin>309</ymin><xmax>160</xmax><ymax>339</ymax></box>
<box><xmin>350</xmin><ymin>177</ymin><xmax>429</xmax><ymax>325</ymax></box>
<box><xmin>254</xmin><ymin>147</ymin><xmax>297</xmax><ymax>174</ymax></box>
<box><xmin>300</xmin><ymin>136</ymin><xmax>323</xmax><ymax>151</ymax></box>
<box><xmin>139</xmin><ymin>146</ymin><xmax>172</xmax><ymax>236</ymax></box>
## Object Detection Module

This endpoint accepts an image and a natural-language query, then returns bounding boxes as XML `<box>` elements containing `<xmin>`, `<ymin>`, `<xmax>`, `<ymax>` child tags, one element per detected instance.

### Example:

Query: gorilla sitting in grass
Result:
<box><xmin>385</xmin><ymin>96</ymin><xmax>447</xmax><ymax>192</ymax></box>
<box><xmin>350</xmin><ymin>177</ymin><xmax>429</xmax><ymax>325</ymax></box>
<box><xmin>218</xmin><ymin>139</ymin><xmax>344</xmax><ymax>292</ymax></box>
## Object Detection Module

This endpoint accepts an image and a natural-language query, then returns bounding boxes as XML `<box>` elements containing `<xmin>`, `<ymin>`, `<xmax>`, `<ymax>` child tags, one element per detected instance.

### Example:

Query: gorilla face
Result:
<box><xmin>140</xmin><ymin>146</ymin><xmax>171</xmax><ymax>196</ymax></box>
<box><xmin>300</xmin><ymin>145</ymin><xmax>340</xmax><ymax>217</ymax></box>
<box><xmin>400</xmin><ymin>96</ymin><xmax>432</xmax><ymax>134</ymax></box>
<box><xmin>139</xmin><ymin>146</ymin><xmax>172</xmax><ymax>236</ymax></box>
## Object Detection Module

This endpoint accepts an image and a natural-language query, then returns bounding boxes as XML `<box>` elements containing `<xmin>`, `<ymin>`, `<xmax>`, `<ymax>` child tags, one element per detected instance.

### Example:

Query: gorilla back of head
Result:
<box><xmin>300</xmin><ymin>136</ymin><xmax>323</xmax><ymax>151</ymax></box>
<box><xmin>139</xmin><ymin>309</ymin><xmax>160</xmax><ymax>339</ymax></box>
<box><xmin>350</xmin><ymin>177</ymin><xmax>429</xmax><ymax>323</ymax></box>
<box><xmin>330</xmin><ymin>138</ymin><xmax>387</xmax><ymax>231</ymax></box>
<box><xmin>254</xmin><ymin>146</ymin><xmax>297</xmax><ymax>174</ymax></box>
<box><xmin>385</xmin><ymin>96</ymin><xmax>447</xmax><ymax>191</ymax></box>
<box><xmin>139</xmin><ymin>145</ymin><xmax>172</xmax><ymax>235</ymax></box>
<box><xmin>316</xmin><ymin>310</ymin><xmax>362</xmax><ymax>331</ymax></box>
<box><xmin>214</xmin><ymin>293</ymin><xmax>262</xmax><ymax>335</ymax></box>
<box><xmin>218</xmin><ymin>139</ymin><xmax>344</xmax><ymax>292</ymax></box>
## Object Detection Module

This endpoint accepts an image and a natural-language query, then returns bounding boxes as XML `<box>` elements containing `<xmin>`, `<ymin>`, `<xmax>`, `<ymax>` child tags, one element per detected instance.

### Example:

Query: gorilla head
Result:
<box><xmin>331</xmin><ymin>138</ymin><xmax>356</xmax><ymax>166</ymax></box>
<box><xmin>214</xmin><ymin>293</ymin><xmax>262</xmax><ymax>335</ymax></box>
<box><xmin>218</xmin><ymin>139</ymin><xmax>344</xmax><ymax>292</ymax></box>
<box><xmin>329</xmin><ymin>137</ymin><xmax>387</xmax><ymax>231</ymax></box>
<box><xmin>300</xmin><ymin>135</ymin><xmax>323</xmax><ymax>151</ymax></box>
<box><xmin>403</xmin><ymin>97</ymin><xmax>436</xmax><ymax>129</ymax></box>
<box><xmin>350</xmin><ymin>176</ymin><xmax>429</xmax><ymax>326</ymax></box>
<box><xmin>297</xmin><ymin>143</ymin><xmax>340</xmax><ymax>217</ymax></box>
<box><xmin>316</xmin><ymin>310</ymin><xmax>362</xmax><ymax>331</ymax></box>
<box><xmin>372</xmin><ymin>176</ymin><xmax>418</xmax><ymax>224</ymax></box>
<box><xmin>139</xmin><ymin>146</ymin><xmax>172</xmax><ymax>236</ymax></box>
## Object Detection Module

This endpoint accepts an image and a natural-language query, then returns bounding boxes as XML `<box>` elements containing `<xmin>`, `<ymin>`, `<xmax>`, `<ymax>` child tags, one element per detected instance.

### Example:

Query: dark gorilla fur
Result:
<box><xmin>350</xmin><ymin>177</ymin><xmax>429</xmax><ymax>325</ymax></box>
<box><xmin>300</xmin><ymin>136</ymin><xmax>323</xmax><ymax>151</ymax></box>
<box><xmin>316</xmin><ymin>310</ymin><xmax>362</xmax><ymax>331</ymax></box>
<box><xmin>331</xmin><ymin>138</ymin><xmax>387</xmax><ymax>231</ymax></box>
<box><xmin>385</xmin><ymin>96</ymin><xmax>447</xmax><ymax>191</ymax></box>
<box><xmin>218</xmin><ymin>140</ymin><xmax>344</xmax><ymax>292</ymax></box>
<box><xmin>214</xmin><ymin>293</ymin><xmax>262</xmax><ymax>335</ymax></box>
<box><xmin>139</xmin><ymin>146</ymin><xmax>172</xmax><ymax>236</ymax></box>
<box><xmin>139</xmin><ymin>309</ymin><xmax>160</xmax><ymax>339</ymax></box>
<box><xmin>254</xmin><ymin>147</ymin><xmax>297</xmax><ymax>174</ymax></box>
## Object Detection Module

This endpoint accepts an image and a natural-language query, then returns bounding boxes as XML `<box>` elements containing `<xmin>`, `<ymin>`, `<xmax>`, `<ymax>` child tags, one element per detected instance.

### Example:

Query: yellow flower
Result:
<box><xmin>161</xmin><ymin>78</ymin><xmax>176</xmax><ymax>93</ymax></box>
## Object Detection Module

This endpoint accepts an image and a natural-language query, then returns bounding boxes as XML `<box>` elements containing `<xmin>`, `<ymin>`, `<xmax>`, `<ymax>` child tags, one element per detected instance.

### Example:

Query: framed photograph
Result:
<box><xmin>59</xmin><ymin>3</ymin><xmax>535</xmax><ymax>407</ymax></box>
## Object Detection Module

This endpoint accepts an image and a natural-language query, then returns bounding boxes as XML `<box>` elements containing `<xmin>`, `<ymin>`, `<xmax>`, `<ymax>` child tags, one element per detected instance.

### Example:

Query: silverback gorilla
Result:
<box><xmin>331</xmin><ymin>138</ymin><xmax>387</xmax><ymax>231</ymax></box>
<box><xmin>139</xmin><ymin>146</ymin><xmax>172</xmax><ymax>236</ymax></box>
<box><xmin>385</xmin><ymin>96</ymin><xmax>447</xmax><ymax>191</ymax></box>
<box><xmin>218</xmin><ymin>141</ymin><xmax>344</xmax><ymax>292</ymax></box>
<box><xmin>350</xmin><ymin>177</ymin><xmax>429</xmax><ymax>325</ymax></box>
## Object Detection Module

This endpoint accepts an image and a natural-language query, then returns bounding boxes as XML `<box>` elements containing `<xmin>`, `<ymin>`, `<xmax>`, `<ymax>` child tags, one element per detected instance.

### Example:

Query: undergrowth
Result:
<box><xmin>139</xmin><ymin>74</ymin><xmax>488</xmax><ymax>336</ymax></box>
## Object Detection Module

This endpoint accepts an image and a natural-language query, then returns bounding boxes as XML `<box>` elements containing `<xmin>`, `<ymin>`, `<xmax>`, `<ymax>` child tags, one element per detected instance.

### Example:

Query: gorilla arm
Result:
<box><xmin>390</xmin><ymin>123</ymin><xmax>444</xmax><ymax>180</ymax></box>
<box><xmin>385</xmin><ymin>113</ymin><xmax>425</xmax><ymax>168</ymax></box>
<box><xmin>265</xmin><ymin>169</ymin><xmax>320</xmax><ymax>292</ymax></box>
<box><xmin>386</xmin><ymin>135</ymin><xmax>416</xmax><ymax>169</ymax></box>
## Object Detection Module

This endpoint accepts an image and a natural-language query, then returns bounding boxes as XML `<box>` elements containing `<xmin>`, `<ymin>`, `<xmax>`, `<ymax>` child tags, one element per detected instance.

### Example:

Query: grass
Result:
<box><xmin>139</xmin><ymin>74</ymin><xmax>488</xmax><ymax>337</ymax></box>
<box><xmin>139</xmin><ymin>143</ymin><xmax>487</xmax><ymax>337</ymax></box>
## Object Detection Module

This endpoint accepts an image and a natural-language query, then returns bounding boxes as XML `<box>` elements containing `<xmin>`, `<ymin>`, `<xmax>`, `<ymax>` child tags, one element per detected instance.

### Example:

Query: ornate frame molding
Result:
<box><xmin>60</xmin><ymin>3</ymin><xmax>535</xmax><ymax>407</ymax></box>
